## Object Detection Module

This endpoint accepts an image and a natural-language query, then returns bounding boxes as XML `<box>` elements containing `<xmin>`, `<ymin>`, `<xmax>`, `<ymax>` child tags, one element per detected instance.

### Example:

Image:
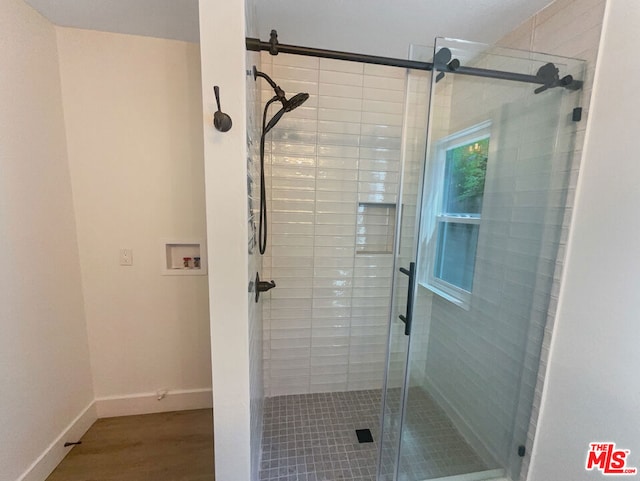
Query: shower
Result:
<box><xmin>246</xmin><ymin>30</ymin><xmax>586</xmax><ymax>481</ymax></box>
<box><xmin>253</xmin><ymin>66</ymin><xmax>309</xmax><ymax>255</ymax></box>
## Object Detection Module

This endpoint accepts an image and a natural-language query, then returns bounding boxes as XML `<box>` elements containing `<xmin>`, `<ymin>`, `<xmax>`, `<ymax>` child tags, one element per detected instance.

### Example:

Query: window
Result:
<box><xmin>420</xmin><ymin>121</ymin><xmax>490</xmax><ymax>308</ymax></box>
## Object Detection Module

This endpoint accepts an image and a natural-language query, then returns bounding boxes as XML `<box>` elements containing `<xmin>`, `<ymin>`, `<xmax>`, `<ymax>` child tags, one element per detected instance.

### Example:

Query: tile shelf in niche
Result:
<box><xmin>358</xmin><ymin>251</ymin><xmax>394</xmax><ymax>255</ymax></box>
<box><xmin>161</xmin><ymin>239</ymin><xmax>207</xmax><ymax>276</ymax></box>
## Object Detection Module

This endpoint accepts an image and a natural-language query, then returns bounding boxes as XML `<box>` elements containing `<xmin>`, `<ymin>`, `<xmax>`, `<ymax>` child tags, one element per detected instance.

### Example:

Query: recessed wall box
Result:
<box><xmin>161</xmin><ymin>239</ymin><xmax>207</xmax><ymax>276</ymax></box>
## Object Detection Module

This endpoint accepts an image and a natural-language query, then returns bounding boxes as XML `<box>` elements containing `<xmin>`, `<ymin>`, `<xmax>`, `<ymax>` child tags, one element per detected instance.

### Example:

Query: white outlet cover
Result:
<box><xmin>120</xmin><ymin>248</ymin><xmax>133</xmax><ymax>266</ymax></box>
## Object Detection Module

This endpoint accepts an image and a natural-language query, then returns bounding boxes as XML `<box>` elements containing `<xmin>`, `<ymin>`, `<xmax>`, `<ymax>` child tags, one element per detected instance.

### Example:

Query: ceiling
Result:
<box><xmin>251</xmin><ymin>0</ymin><xmax>553</xmax><ymax>58</ymax></box>
<box><xmin>24</xmin><ymin>0</ymin><xmax>554</xmax><ymax>57</ymax></box>
<box><xmin>24</xmin><ymin>0</ymin><xmax>201</xmax><ymax>43</ymax></box>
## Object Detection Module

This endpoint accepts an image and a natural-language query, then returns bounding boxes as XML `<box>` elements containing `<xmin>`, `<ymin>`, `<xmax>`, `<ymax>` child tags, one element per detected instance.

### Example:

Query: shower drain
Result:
<box><xmin>355</xmin><ymin>429</ymin><xmax>374</xmax><ymax>443</ymax></box>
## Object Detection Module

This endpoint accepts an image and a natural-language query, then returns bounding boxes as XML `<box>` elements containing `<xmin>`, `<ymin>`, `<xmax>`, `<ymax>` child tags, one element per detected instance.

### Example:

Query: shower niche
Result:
<box><xmin>356</xmin><ymin>202</ymin><xmax>397</xmax><ymax>254</ymax></box>
<box><xmin>161</xmin><ymin>239</ymin><xmax>207</xmax><ymax>276</ymax></box>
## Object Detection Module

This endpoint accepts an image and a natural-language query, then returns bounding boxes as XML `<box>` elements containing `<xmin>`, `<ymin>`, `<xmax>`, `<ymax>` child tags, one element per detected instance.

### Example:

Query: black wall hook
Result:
<box><xmin>213</xmin><ymin>86</ymin><xmax>232</xmax><ymax>132</ymax></box>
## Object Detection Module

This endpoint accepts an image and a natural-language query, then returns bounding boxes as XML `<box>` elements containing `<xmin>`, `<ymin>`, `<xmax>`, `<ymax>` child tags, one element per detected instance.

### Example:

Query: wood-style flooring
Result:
<box><xmin>46</xmin><ymin>409</ymin><xmax>214</xmax><ymax>481</ymax></box>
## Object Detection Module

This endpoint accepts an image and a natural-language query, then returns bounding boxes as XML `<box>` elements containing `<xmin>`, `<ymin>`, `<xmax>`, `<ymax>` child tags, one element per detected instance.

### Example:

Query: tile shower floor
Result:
<box><xmin>259</xmin><ymin>388</ymin><xmax>489</xmax><ymax>481</ymax></box>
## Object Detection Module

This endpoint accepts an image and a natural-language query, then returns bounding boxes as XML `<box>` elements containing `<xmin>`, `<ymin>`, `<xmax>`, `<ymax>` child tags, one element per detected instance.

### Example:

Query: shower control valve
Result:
<box><xmin>213</xmin><ymin>86</ymin><xmax>233</xmax><ymax>132</ymax></box>
<box><xmin>255</xmin><ymin>272</ymin><xmax>276</xmax><ymax>302</ymax></box>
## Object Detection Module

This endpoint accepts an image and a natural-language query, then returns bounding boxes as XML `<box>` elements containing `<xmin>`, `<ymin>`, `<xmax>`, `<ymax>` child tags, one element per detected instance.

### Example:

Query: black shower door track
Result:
<box><xmin>246</xmin><ymin>32</ymin><xmax>582</xmax><ymax>91</ymax></box>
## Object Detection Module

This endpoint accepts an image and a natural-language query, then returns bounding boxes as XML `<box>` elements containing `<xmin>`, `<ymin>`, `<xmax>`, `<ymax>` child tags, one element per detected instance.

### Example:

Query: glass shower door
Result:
<box><xmin>381</xmin><ymin>38</ymin><xmax>585</xmax><ymax>481</ymax></box>
<box><xmin>378</xmin><ymin>49</ymin><xmax>431</xmax><ymax>481</ymax></box>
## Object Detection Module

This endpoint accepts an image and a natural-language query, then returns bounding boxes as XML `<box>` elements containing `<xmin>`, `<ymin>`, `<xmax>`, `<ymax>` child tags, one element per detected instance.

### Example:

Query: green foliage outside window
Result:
<box><xmin>444</xmin><ymin>137</ymin><xmax>489</xmax><ymax>214</ymax></box>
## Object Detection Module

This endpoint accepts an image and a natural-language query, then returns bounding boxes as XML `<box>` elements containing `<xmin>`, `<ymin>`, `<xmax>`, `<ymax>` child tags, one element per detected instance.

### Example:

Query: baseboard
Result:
<box><xmin>422</xmin><ymin>377</ymin><xmax>499</xmax><ymax>469</ymax></box>
<box><xmin>17</xmin><ymin>401</ymin><xmax>97</xmax><ymax>481</ymax></box>
<box><xmin>95</xmin><ymin>388</ymin><xmax>213</xmax><ymax>418</ymax></box>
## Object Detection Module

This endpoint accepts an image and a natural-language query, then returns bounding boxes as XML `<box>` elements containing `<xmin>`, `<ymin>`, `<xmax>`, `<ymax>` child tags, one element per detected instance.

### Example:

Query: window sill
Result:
<box><xmin>418</xmin><ymin>281</ymin><xmax>471</xmax><ymax>311</ymax></box>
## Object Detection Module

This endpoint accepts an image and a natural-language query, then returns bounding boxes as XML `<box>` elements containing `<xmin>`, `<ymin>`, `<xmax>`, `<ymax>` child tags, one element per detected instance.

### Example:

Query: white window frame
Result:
<box><xmin>419</xmin><ymin>120</ymin><xmax>491</xmax><ymax>310</ymax></box>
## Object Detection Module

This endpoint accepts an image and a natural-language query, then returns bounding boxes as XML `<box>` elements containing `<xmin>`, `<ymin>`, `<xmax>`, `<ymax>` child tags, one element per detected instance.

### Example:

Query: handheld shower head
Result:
<box><xmin>253</xmin><ymin>65</ymin><xmax>310</xmax><ymax>256</ymax></box>
<box><xmin>263</xmin><ymin>92</ymin><xmax>309</xmax><ymax>133</ymax></box>
<box><xmin>283</xmin><ymin>92</ymin><xmax>310</xmax><ymax>112</ymax></box>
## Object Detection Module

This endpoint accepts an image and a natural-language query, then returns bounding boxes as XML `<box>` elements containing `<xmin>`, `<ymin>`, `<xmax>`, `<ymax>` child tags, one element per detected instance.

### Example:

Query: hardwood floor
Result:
<box><xmin>46</xmin><ymin>409</ymin><xmax>214</xmax><ymax>481</ymax></box>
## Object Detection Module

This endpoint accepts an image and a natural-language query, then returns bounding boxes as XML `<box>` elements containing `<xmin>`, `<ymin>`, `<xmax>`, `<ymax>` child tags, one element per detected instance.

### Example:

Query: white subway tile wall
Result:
<box><xmin>260</xmin><ymin>52</ymin><xmax>405</xmax><ymax>396</ymax></box>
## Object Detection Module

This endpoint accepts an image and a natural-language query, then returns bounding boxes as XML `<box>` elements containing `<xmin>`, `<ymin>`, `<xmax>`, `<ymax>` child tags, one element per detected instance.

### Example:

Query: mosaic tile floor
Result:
<box><xmin>394</xmin><ymin>388</ymin><xmax>493</xmax><ymax>481</ymax></box>
<box><xmin>259</xmin><ymin>388</ymin><xmax>491</xmax><ymax>481</ymax></box>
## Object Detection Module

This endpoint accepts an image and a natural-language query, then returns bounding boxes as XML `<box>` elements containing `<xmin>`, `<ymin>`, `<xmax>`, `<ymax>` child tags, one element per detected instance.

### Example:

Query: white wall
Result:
<box><xmin>198</xmin><ymin>1</ymin><xmax>255</xmax><ymax>480</ymax></box>
<box><xmin>0</xmin><ymin>0</ymin><xmax>95</xmax><ymax>479</ymax></box>
<box><xmin>528</xmin><ymin>0</ymin><xmax>640</xmax><ymax>478</ymax></box>
<box><xmin>56</xmin><ymin>27</ymin><xmax>211</xmax><ymax>415</ymax></box>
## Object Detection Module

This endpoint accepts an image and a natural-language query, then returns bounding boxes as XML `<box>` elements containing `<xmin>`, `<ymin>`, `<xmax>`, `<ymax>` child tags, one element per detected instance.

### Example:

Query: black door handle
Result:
<box><xmin>398</xmin><ymin>262</ymin><xmax>416</xmax><ymax>336</ymax></box>
<box><xmin>255</xmin><ymin>272</ymin><xmax>276</xmax><ymax>302</ymax></box>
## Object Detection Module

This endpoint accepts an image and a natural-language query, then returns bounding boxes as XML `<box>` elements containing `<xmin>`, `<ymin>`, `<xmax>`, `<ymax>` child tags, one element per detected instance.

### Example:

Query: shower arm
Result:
<box><xmin>246</xmin><ymin>30</ymin><xmax>583</xmax><ymax>92</ymax></box>
<box><xmin>253</xmin><ymin>67</ymin><xmax>286</xmax><ymax>101</ymax></box>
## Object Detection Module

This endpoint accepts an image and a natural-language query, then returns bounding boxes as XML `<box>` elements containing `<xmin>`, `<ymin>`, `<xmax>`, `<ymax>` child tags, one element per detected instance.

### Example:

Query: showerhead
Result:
<box><xmin>283</xmin><ymin>92</ymin><xmax>310</xmax><ymax>112</ymax></box>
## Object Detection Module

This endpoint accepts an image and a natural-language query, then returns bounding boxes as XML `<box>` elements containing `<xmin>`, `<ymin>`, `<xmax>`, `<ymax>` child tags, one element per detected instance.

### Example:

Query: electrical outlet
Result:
<box><xmin>120</xmin><ymin>248</ymin><xmax>133</xmax><ymax>266</ymax></box>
